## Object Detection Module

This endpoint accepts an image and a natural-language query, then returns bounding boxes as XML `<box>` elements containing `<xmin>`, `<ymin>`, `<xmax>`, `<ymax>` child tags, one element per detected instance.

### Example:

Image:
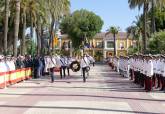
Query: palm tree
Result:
<box><xmin>128</xmin><ymin>0</ymin><xmax>165</xmax><ymax>53</ymax></box>
<box><xmin>13</xmin><ymin>0</ymin><xmax>20</xmax><ymax>57</ymax></box>
<box><xmin>4</xmin><ymin>0</ymin><xmax>10</xmax><ymax>55</ymax></box>
<box><xmin>107</xmin><ymin>26</ymin><xmax>120</xmax><ymax>56</ymax></box>
<box><xmin>128</xmin><ymin>0</ymin><xmax>149</xmax><ymax>53</ymax></box>
<box><xmin>127</xmin><ymin>25</ymin><xmax>141</xmax><ymax>52</ymax></box>
<box><xmin>150</xmin><ymin>0</ymin><xmax>165</xmax><ymax>33</ymax></box>
<box><xmin>20</xmin><ymin>0</ymin><xmax>28</xmax><ymax>56</ymax></box>
<box><xmin>47</xmin><ymin>0</ymin><xmax>70</xmax><ymax>53</ymax></box>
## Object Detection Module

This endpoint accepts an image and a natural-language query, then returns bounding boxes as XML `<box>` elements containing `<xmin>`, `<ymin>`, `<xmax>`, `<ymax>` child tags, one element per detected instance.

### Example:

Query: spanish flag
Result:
<box><xmin>53</xmin><ymin>36</ymin><xmax>58</xmax><ymax>46</ymax></box>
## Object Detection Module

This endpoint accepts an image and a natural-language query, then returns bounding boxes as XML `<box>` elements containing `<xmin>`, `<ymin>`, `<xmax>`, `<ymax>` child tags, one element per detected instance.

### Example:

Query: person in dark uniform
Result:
<box><xmin>16</xmin><ymin>55</ymin><xmax>25</xmax><ymax>69</ymax></box>
<box><xmin>33</xmin><ymin>56</ymin><xmax>40</xmax><ymax>78</ymax></box>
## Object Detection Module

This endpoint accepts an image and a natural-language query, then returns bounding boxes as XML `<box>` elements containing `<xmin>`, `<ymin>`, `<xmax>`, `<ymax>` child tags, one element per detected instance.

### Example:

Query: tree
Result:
<box><xmin>126</xmin><ymin>25</ymin><xmax>141</xmax><ymax>52</ymax></box>
<box><xmin>107</xmin><ymin>26</ymin><xmax>120</xmax><ymax>56</ymax></box>
<box><xmin>128</xmin><ymin>0</ymin><xmax>165</xmax><ymax>53</ymax></box>
<box><xmin>47</xmin><ymin>0</ymin><xmax>70</xmax><ymax>53</ymax></box>
<box><xmin>126</xmin><ymin>15</ymin><xmax>145</xmax><ymax>53</ymax></box>
<box><xmin>152</xmin><ymin>7</ymin><xmax>165</xmax><ymax>31</ymax></box>
<box><xmin>13</xmin><ymin>0</ymin><xmax>20</xmax><ymax>57</ymax></box>
<box><xmin>20</xmin><ymin>0</ymin><xmax>28</xmax><ymax>56</ymax></box>
<box><xmin>148</xmin><ymin>31</ymin><xmax>165</xmax><ymax>54</ymax></box>
<box><xmin>128</xmin><ymin>0</ymin><xmax>149</xmax><ymax>53</ymax></box>
<box><xmin>4</xmin><ymin>0</ymin><xmax>10</xmax><ymax>55</ymax></box>
<box><xmin>94</xmin><ymin>51</ymin><xmax>103</xmax><ymax>61</ymax></box>
<box><xmin>0</xmin><ymin>0</ymin><xmax>71</xmax><ymax>55</ymax></box>
<box><xmin>150</xmin><ymin>0</ymin><xmax>165</xmax><ymax>33</ymax></box>
<box><xmin>60</xmin><ymin>9</ymin><xmax>103</xmax><ymax>49</ymax></box>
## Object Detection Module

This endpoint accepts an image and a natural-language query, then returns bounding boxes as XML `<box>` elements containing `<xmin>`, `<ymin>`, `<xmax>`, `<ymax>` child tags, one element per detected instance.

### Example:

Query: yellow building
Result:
<box><xmin>104</xmin><ymin>32</ymin><xmax>134</xmax><ymax>58</ymax></box>
<box><xmin>60</xmin><ymin>32</ymin><xmax>134</xmax><ymax>60</ymax></box>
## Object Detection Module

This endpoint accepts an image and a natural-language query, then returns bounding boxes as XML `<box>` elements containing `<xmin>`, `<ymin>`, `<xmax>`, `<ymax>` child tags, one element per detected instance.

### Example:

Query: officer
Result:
<box><xmin>49</xmin><ymin>55</ymin><xmax>56</xmax><ymax>83</ymax></box>
<box><xmin>160</xmin><ymin>55</ymin><xmax>165</xmax><ymax>91</ymax></box>
<box><xmin>66</xmin><ymin>56</ymin><xmax>72</xmax><ymax>76</ymax></box>
<box><xmin>162</xmin><ymin>55</ymin><xmax>165</xmax><ymax>91</ymax></box>
<box><xmin>80</xmin><ymin>54</ymin><xmax>90</xmax><ymax>82</ymax></box>
<box><xmin>86</xmin><ymin>54</ymin><xmax>95</xmax><ymax>67</ymax></box>
<box><xmin>145</xmin><ymin>55</ymin><xmax>153</xmax><ymax>92</ymax></box>
<box><xmin>0</xmin><ymin>55</ymin><xmax>5</xmax><ymax>73</ymax></box>
<box><xmin>156</xmin><ymin>55</ymin><xmax>162</xmax><ymax>88</ymax></box>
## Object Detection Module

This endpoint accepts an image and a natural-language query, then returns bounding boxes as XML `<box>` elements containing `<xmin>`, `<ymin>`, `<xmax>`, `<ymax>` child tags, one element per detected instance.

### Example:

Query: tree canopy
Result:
<box><xmin>60</xmin><ymin>9</ymin><xmax>103</xmax><ymax>48</ymax></box>
<box><xmin>0</xmin><ymin>0</ymin><xmax>70</xmax><ymax>56</ymax></box>
<box><xmin>148</xmin><ymin>31</ymin><xmax>165</xmax><ymax>54</ymax></box>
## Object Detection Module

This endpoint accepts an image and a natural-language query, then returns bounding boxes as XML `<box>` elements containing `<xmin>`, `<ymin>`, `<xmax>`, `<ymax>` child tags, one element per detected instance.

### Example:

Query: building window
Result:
<box><xmin>106</xmin><ymin>41</ymin><xmax>114</xmax><ymax>48</ymax></box>
<box><xmin>119</xmin><ymin>42</ymin><xmax>124</xmax><ymax>49</ymax></box>
<box><xmin>96</xmin><ymin>41</ymin><xmax>103</xmax><ymax>48</ymax></box>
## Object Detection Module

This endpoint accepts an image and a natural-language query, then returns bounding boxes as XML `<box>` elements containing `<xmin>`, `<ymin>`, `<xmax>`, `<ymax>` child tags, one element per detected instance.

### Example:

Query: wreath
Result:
<box><xmin>70</xmin><ymin>61</ymin><xmax>80</xmax><ymax>72</ymax></box>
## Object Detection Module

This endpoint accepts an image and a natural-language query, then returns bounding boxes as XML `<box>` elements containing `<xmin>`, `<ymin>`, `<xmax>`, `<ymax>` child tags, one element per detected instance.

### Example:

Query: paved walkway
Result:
<box><xmin>0</xmin><ymin>64</ymin><xmax>165</xmax><ymax>114</ymax></box>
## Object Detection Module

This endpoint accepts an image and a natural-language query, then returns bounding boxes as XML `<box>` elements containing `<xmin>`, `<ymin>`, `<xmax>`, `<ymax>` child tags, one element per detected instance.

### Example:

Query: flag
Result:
<box><xmin>53</xmin><ymin>36</ymin><xmax>58</xmax><ymax>46</ymax></box>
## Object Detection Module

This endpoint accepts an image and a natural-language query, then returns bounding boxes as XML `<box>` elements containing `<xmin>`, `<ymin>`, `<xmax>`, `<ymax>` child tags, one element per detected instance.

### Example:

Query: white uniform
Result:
<box><xmin>87</xmin><ymin>56</ymin><xmax>95</xmax><ymax>64</ymax></box>
<box><xmin>55</xmin><ymin>55</ymin><xmax>62</xmax><ymax>67</ymax></box>
<box><xmin>146</xmin><ymin>60</ymin><xmax>154</xmax><ymax>77</ymax></box>
<box><xmin>60</xmin><ymin>57</ymin><xmax>67</xmax><ymax>67</ymax></box>
<box><xmin>44</xmin><ymin>57</ymin><xmax>49</xmax><ymax>72</ymax></box>
<box><xmin>80</xmin><ymin>57</ymin><xmax>90</xmax><ymax>68</ymax></box>
<box><xmin>162</xmin><ymin>60</ymin><xmax>165</xmax><ymax>77</ymax></box>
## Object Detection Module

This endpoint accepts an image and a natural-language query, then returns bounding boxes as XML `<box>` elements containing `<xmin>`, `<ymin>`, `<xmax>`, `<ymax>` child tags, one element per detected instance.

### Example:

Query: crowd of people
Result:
<box><xmin>108</xmin><ymin>54</ymin><xmax>165</xmax><ymax>92</ymax></box>
<box><xmin>0</xmin><ymin>53</ymin><xmax>95</xmax><ymax>83</ymax></box>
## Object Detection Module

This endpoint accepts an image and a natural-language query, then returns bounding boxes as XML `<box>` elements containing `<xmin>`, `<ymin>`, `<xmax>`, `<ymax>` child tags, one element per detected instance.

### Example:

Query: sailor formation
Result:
<box><xmin>108</xmin><ymin>54</ymin><xmax>165</xmax><ymax>92</ymax></box>
<box><xmin>0</xmin><ymin>54</ymin><xmax>95</xmax><ymax>80</ymax></box>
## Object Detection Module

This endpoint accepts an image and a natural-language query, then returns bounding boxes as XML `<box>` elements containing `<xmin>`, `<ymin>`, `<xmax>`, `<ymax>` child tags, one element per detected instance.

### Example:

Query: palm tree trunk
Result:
<box><xmin>151</xmin><ymin>0</ymin><xmax>156</xmax><ymax>33</ymax></box>
<box><xmin>13</xmin><ymin>0</ymin><xmax>20</xmax><ymax>57</ymax></box>
<box><xmin>4</xmin><ymin>0</ymin><xmax>10</xmax><ymax>55</ymax></box>
<box><xmin>41</xmin><ymin>24</ymin><xmax>44</xmax><ymax>55</ymax></box>
<box><xmin>142</xmin><ymin>1</ymin><xmax>148</xmax><ymax>54</ymax></box>
<box><xmin>48</xmin><ymin>19</ymin><xmax>54</xmax><ymax>54</ymax></box>
<box><xmin>21</xmin><ymin>7</ymin><xmax>26</xmax><ymax>56</ymax></box>
<box><xmin>30</xmin><ymin>12</ymin><xmax>33</xmax><ymax>56</ymax></box>
<box><xmin>36</xmin><ymin>20</ymin><xmax>41</xmax><ymax>56</ymax></box>
<box><xmin>113</xmin><ymin>34</ymin><xmax>116</xmax><ymax>56</ymax></box>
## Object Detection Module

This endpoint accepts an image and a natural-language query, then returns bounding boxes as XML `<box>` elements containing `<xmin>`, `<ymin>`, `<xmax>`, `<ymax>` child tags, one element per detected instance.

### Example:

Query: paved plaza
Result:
<box><xmin>0</xmin><ymin>64</ymin><xmax>165</xmax><ymax>114</ymax></box>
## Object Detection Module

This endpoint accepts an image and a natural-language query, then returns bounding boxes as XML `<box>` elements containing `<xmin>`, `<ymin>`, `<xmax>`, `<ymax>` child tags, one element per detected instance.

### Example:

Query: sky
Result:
<box><xmin>70</xmin><ymin>0</ymin><xmax>142</xmax><ymax>32</ymax></box>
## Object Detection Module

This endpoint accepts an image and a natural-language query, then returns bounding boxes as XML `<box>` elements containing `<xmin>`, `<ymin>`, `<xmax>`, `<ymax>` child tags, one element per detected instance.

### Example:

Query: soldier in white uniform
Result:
<box><xmin>44</xmin><ymin>56</ymin><xmax>49</xmax><ymax>73</ymax></box>
<box><xmin>144</xmin><ymin>56</ymin><xmax>153</xmax><ymax>92</ymax></box>
<box><xmin>80</xmin><ymin>54</ymin><xmax>90</xmax><ymax>82</ymax></box>
<box><xmin>156</xmin><ymin>56</ymin><xmax>162</xmax><ymax>88</ymax></box>
<box><xmin>49</xmin><ymin>55</ymin><xmax>57</xmax><ymax>83</ymax></box>
<box><xmin>0</xmin><ymin>55</ymin><xmax>5</xmax><ymax>73</ymax></box>
<box><xmin>66</xmin><ymin>56</ymin><xmax>72</xmax><ymax>76</ymax></box>
<box><xmin>160</xmin><ymin>55</ymin><xmax>165</xmax><ymax>90</ymax></box>
<box><xmin>152</xmin><ymin>55</ymin><xmax>157</xmax><ymax>88</ymax></box>
<box><xmin>87</xmin><ymin>54</ymin><xmax>95</xmax><ymax>67</ymax></box>
<box><xmin>134</xmin><ymin>55</ymin><xmax>139</xmax><ymax>84</ymax></box>
<box><xmin>161</xmin><ymin>55</ymin><xmax>165</xmax><ymax>91</ymax></box>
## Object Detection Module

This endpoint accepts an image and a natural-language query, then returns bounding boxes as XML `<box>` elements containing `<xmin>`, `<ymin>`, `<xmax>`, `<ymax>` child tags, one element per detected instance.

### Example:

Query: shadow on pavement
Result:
<box><xmin>0</xmin><ymin>93</ymin><xmax>164</xmax><ymax>102</ymax></box>
<box><xmin>0</xmin><ymin>104</ymin><xmax>162</xmax><ymax>114</ymax></box>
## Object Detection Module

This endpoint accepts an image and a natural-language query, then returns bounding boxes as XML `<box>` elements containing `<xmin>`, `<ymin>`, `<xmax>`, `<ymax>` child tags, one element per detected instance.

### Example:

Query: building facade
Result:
<box><xmin>60</xmin><ymin>32</ymin><xmax>134</xmax><ymax>61</ymax></box>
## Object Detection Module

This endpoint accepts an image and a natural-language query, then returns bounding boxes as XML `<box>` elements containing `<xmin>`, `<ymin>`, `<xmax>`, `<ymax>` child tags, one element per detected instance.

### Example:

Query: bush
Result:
<box><xmin>148</xmin><ymin>31</ymin><xmax>165</xmax><ymax>54</ymax></box>
<box><xmin>128</xmin><ymin>46</ymin><xmax>139</xmax><ymax>55</ymax></box>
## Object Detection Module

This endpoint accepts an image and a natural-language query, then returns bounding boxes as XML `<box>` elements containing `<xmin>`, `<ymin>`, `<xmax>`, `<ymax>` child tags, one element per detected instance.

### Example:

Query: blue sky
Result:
<box><xmin>70</xmin><ymin>0</ymin><xmax>142</xmax><ymax>32</ymax></box>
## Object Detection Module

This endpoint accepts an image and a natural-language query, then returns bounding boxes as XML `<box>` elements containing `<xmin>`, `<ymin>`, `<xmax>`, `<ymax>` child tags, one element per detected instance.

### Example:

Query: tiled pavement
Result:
<box><xmin>0</xmin><ymin>64</ymin><xmax>165</xmax><ymax>114</ymax></box>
